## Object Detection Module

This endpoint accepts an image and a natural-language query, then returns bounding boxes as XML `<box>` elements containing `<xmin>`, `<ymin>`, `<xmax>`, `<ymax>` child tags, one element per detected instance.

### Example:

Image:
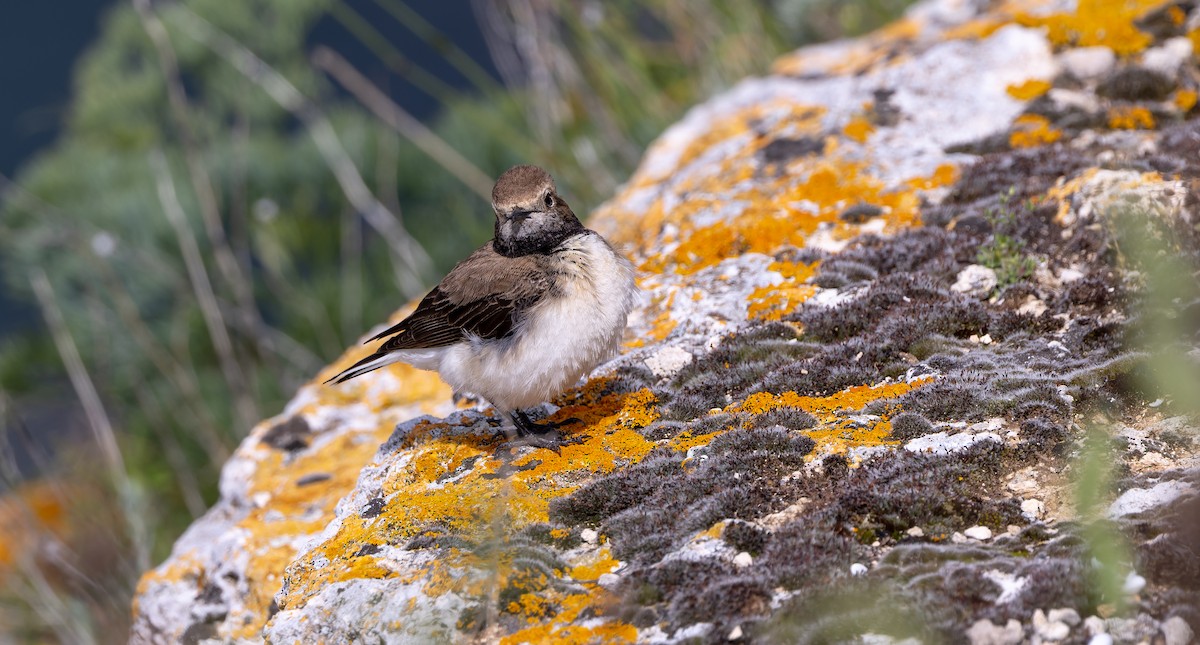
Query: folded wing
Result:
<box><xmin>327</xmin><ymin>244</ymin><xmax>549</xmax><ymax>384</ymax></box>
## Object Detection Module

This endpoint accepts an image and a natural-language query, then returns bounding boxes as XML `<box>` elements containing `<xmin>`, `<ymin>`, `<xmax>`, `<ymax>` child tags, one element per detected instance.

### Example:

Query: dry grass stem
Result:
<box><xmin>312</xmin><ymin>46</ymin><xmax>495</xmax><ymax>201</ymax></box>
<box><xmin>169</xmin><ymin>7</ymin><xmax>432</xmax><ymax>295</ymax></box>
<box><xmin>149</xmin><ymin>150</ymin><xmax>260</xmax><ymax>432</ymax></box>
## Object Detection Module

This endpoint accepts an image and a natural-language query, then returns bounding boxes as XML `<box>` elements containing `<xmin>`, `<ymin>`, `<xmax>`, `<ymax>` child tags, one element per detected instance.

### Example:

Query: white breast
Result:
<box><xmin>437</xmin><ymin>232</ymin><xmax>638</xmax><ymax>412</ymax></box>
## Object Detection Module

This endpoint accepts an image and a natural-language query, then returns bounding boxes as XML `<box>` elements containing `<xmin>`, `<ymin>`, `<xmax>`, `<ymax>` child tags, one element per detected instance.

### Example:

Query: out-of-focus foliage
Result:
<box><xmin>0</xmin><ymin>0</ymin><xmax>914</xmax><ymax>641</ymax></box>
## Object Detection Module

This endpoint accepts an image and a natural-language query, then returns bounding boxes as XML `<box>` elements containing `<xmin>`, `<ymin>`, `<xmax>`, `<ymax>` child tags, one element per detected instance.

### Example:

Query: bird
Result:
<box><xmin>326</xmin><ymin>165</ymin><xmax>639</xmax><ymax>440</ymax></box>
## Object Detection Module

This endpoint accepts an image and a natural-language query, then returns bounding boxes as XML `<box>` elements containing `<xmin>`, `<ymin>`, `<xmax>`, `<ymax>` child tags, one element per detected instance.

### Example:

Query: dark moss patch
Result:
<box><xmin>361</xmin><ymin>497</ymin><xmax>385</xmax><ymax>519</ymax></box>
<box><xmin>943</xmin><ymin>145</ymin><xmax>1092</xmax><ymax>206</ymax></box>
<box><xmin>550</xmin><ymin>428</ymin><xmax>815</xmax><ymax>564</ymax></box>
<box><xmin>750</xmin><ymin>407</ymin><xmax>816</xmax><ymax>431</ymax></box>
<box><xmin>1097</xmin><ymin>67</ymin><xmax>1175</xmax><ymax>101</ymax></box>
<box><xmin>540</xmin><ymin>112</ymin><xmax>1200</xmax><ymax>640</ymax></box>
<box><xmin>520</xmin><ymin>522</ymin><xmax>583</xmax><ymax>550</ymax></box>
<box><xmin>1136</xmin><ymin>485</ymin><xmax>1200</xmax><ymax>591</ymax></box>
<box><xmin>888</xmin><ymin>411</ymin><xmax>935</xmax><ymax>441</ymax></box>
<box><xmin>830</xmin><ymin>441</ymin><xmax>1027</xmax><ymax>537</ymax></box>
<box><xmin>756</xmin><ymin>581</ymin><xmax>931</xmax><ymax>645</ymax></box>
<box><xmin>723</xmin><ymin>521</ymin><xmax>768</xmax><ymax>556</ymax></box>
<box><xmin>761</xmin><ymin>519</ymin><xmax>860</xmax><ymax>589</ymax></box>
<box><xmin>760</xmin><ymin>136</ymin><xmax>826</xmax><ymax>163</ymax></box>
<box><xmin>868</xmin><ymin>87</ymin><xmax>903</xmax><ymax>126</ymax></box>
<box><xmin>260</xmin><ymin>416</ymin><xmax>312</xmax><ymax>452</ymax></box>
<box><xmin>839</xmin><ymin>203</ymin><xmax>884</xmax><ymax>223</ymax></box>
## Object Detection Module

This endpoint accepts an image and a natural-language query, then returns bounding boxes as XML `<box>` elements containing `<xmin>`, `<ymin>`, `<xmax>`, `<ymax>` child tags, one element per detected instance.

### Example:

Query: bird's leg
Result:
<box><xmin>509</xmin><ymin>410</ymin><xmax>582</xmax><ymax>436</ymax></box>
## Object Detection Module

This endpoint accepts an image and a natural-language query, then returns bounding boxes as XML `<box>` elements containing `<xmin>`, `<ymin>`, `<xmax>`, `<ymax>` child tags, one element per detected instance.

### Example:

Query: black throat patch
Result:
<box><xmin>494</xmin><ymin>210</ymin><xmax>586</xmax><ymax>257</ymax></box>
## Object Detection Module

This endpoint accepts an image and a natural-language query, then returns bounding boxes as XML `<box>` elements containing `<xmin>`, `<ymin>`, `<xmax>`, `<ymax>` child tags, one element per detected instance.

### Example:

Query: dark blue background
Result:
<box><xmin>0</xmin><ymin>0</ymin><xmax>497</xmax><ymax>333</ymax></box>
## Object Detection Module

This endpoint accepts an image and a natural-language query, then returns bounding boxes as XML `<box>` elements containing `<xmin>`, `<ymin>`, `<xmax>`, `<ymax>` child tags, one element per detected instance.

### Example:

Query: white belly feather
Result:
<box><xmin>436</xmin><ymin>233</ymin><xmax>637</xmax><ymax>411</ymax></box>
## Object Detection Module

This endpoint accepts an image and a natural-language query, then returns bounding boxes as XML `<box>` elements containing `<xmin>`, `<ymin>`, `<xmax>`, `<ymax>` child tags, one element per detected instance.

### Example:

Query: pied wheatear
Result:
<box><xmin>327</xmin><ymin>165</ymin><xmax>638</xmax><ymax>439</ymax></box>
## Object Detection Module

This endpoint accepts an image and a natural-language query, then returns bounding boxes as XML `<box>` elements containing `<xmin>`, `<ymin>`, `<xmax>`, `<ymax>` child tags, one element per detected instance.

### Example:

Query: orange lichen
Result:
<box><xmin>748</xmin><ymin>261</ymin><xmax>819</xmax><ymax>321</ymax></box>
<box><xmin>640</xmin><ymin>159</ymin><xmax>927</xmax><ymax>276</ymax></box>
<box><xmin>231</xmin><ymin>427</ymin><xmax>406</xmax><ymax>636</ymax></box>
<box><xmin>670</xmin><ymin>103</ymin><xmax>825</xmax><ymax>181</ymax></box>
<box><xmin>499</xmin><ymin>593</ymin><xmax>637</xmax><ymax>645</ymax></box>
<box><xmin>570</xmin><ymin>546</ymin><xmax>620</xmax><ymax>582</ymax></box>
<box><xmin>735</xmin><ymin>379</ymin><xmax>932</xmax><ymax>455</ymax></box>
<box><xmin>1108</xmin><ymin>106</ymin><xmax>1156</xmax><ymax>130</ymax></box>
<box><xmin>132</xmin><ymin>324</ymin><xmax>459</xmax><ymax>639</ymax></box>
<box><xmin>1010</xmin><ymin>114</ymin><xmax>1064</xmax><ymax>148</ymax></box>
<box><xmin>1016</xmin><ymin>0</ymin><xmax>1166</xmax><ymax>56</ymax></box>
<box><xmin>276</xmin><ymin>383</ymin><xmax>664</xmax><ymax>611</ymax></box>
<box><xmin>596</xmin><ymin>94</ymin><xmax>951</xmax><ymax>278</ymax></box>
<box><xmin>941</xmin><ymin>18</ymin><xmax>1008</xmax><ymax>41</ymax></box>
<box><xmin>907</xmin><ymin>164</ymin><xmax>959</xmax><ymax>191</ymax></box>
<box><xmin>1173</xmin><ymin>89</ymin><xmax>1198</xmax><ymax>113</ymax></box>
<box><xmin>627</xmin><ymin>291</ymin><xmax>677</xmax><ymax>348</ymax></box>
<box><xmin>843</xmin><ymin>115</ymin><xmax>876</xmax><ymax>143</ymax></box>
<box><xmin>772</xmin><ymin>19</ymin><xmax>921</xmax><ymax>77</ymax></box>
<box><xmin>0</xmin><ymin>482</ymin><xmax>67</xmax><ymax>571</ymax></box>
<box><xmin>1006</xmin><ymin>79</ymin><xmax>1052</xmax><ymax>100</ymax></box>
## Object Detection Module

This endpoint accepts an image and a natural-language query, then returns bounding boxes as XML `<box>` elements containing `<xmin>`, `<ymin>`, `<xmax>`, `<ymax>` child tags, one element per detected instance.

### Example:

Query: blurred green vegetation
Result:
<box><xmin>0</xmin><ymin>0</ymin><xmax>915</xmax><ymax>641</ymax></box>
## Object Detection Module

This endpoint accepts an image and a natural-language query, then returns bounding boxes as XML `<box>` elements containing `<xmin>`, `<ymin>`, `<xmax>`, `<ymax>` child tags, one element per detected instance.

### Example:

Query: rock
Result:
<box><xmin>1108</xmin><ymin>481</ymin><xmax>1190</xmax><ymax>517</ymax></box>
<box><xmin>966</xmin><ymin>619</ymin><xmax>1024</xmax><ymax>645</ymax></box>
<box><xmin>1122</xmin><ymin>572</ymin><xmax>1147</xmax><ymax>595</ymax></box>
<box><xmin>1066</xmin><ymin>169</ymin><xmax>1189</xmax><ymax>228</ymax></box>
<box><xmin>727</xmin><ymin>625</ymin><xmax>744</xmax><ymax>641</ymax></box>
<box><xmin>904</xmin><ymin>431</ymin><xmax>1002</xmax><ymax>455</ymax></box>
<box><xmin>1058</xmin><ymin>46</ymin><xmax>1116</xmax><ymax>80</ymax></box>
<box><xmin>963</xmin><ymin>525</ymin><xmax>993</xmax><ymax>541</ymax></box>
<box><xmin>951</xmin><ymin>265</ymin><xmax>998</xmax><ymax>298</ymax></box>
<box><xmin>1032</xmin><ymin>609</ymin><xmax>1072</xmax><ymax>641</ymax></box>
<box><xmin>1083</xmin><ymin>616</ymin><xmax>1107</xmax><ymax>636</ymax></box>
<box><xmin>1021</xmin><ymin>499</ymin><xmax>1045</xmax><ymax>520</ymax></box>
<box><xmin>1142</xmin><ymin>37</ymin><xmax>1193</xmax><ymax>77</ymax></box>
<box><xmin>128</xmin><ymin>0</ymin><xmax>1200</xmax><ymax>642</ymax></box>
<box><xmin>1161</xmin><ymin>616</ymin><xmax>1194</xmax><ymax>645</ymax></box>
<box><xmin>1107</xmin><ymin>616</ymin><xmax>1161</xmax><ymax>643</ymax></box>
<box><xmin>644</xmin><ymin>345</ymin><xmax>693</xmax><ymax>377</ymax></box>
<box><xmin>1087</xmin><ymin>635</ymin><xmax>1113</xmax><ymax>645</ymax></box>
<box><xmin>1039</xmin><ymin>621</ymin><xmax>1070</xmax><ymax>641</ymax></box>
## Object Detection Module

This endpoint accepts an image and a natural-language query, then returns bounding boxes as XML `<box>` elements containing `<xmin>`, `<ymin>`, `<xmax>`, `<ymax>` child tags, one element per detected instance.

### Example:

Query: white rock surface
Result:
<box><xmin>644</xmin><ymin>345</ymin><xmax>694</xmax><ymax>377</ymax></box>
<box><xmin>1162</xmin><ymin>615</ymin><xmax>1194</xmax><ymax>645</ymax></box>
<box><xmin>1021</xmin><ymin>499</ymin><xmax>1045</xmax><ymax>520</ymax></box>
<box><xmin>904</xmin><ymin>431</ymin><xmax>1002</xmax><ymax>455</ymax></box>
<box><xmin>1058</xmin><ymin>47</ymin><xmax>1116</xmax><ymax>79</ymax></box>
<box><xmin>963</xmin><ymin>525</ymin><xmax>993</xmax><ymax>541</ymax></box>
<box><xmin>951</xmin><ymin>265</ymin><xmax>999</xmax><ymax>298</ymax></box>
<box><xmin>966</xmin><ymin>619</ymin><xmax>1024</xmax><ymax>645</ymax></box>
<box><xmin>1108</xmin><ymin>480</ymin><xmax>1191</xmax><ymax>518</ymax></box>
<box><xmin>1142</xmin><ymin>37</ymin><xmax>1193</xmax><ymax>76</ymax></box>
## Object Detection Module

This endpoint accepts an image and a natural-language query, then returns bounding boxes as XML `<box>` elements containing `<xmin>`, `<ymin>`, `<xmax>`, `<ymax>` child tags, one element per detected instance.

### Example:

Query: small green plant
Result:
<box><xmin>976</xmin><ymin>187</ymin><xmax>1039</xmax><ymax>290</ymax></box>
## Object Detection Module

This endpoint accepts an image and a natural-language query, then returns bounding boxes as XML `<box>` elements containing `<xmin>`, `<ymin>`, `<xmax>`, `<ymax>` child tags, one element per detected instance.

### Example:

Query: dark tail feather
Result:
<box><xmin>324</xmin><ymin>351</ymin><xmax>399</xmax><ymax>385</ymax></box>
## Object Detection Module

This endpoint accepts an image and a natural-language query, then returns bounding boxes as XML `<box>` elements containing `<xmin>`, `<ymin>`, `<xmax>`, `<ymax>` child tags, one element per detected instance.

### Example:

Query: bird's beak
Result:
<box><xmin>506</xmin><ymin>209</ymin><xmax>534</xmax><ymax>221</ymax></box>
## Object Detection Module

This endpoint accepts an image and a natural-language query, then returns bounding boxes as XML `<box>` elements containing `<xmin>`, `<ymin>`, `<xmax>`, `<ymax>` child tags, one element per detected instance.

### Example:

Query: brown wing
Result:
<box><xmin>367</xmin><ymin>242</ymin><xmax>551</xmax><ymax>350</ymax></box>
<box><xmin>327</xmin><ymin>244</ymin><xmax>552</xmax><ymax>384</ymax></box>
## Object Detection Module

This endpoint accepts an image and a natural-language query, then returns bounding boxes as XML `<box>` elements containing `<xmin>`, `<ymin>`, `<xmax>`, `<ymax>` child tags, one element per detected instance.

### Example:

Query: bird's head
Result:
<box><xmin>491</xmin><ymin>165</ymin><xmax>584</xmax><ymax>257</ymax></box>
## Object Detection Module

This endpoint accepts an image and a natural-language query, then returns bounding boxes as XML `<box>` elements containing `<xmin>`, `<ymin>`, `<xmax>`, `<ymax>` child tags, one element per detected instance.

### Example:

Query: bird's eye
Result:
<box><xmin>544</xmin><ymin>193</ymin><xmax>554</xmax><ymax>208</ymax></box>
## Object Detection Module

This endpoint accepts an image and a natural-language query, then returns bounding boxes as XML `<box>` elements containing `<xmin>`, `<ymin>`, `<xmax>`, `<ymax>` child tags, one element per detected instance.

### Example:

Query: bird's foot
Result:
<box><xmin>500</xmin><ymin>410</ymin><xmax>584</xmax><ymax>453</ymax></box>
<box><xmin>510</xmin><ymin>410</ymin><xmax>581</xmax><ymax>437</ymax></box>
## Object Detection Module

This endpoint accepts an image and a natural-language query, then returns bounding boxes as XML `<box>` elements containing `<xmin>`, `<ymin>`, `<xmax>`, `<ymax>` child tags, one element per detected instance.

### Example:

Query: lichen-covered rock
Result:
<box><xmin>132</xmin><ymin>0</ymin><xmax>1200</xmax><ymax>642</ymax></box>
